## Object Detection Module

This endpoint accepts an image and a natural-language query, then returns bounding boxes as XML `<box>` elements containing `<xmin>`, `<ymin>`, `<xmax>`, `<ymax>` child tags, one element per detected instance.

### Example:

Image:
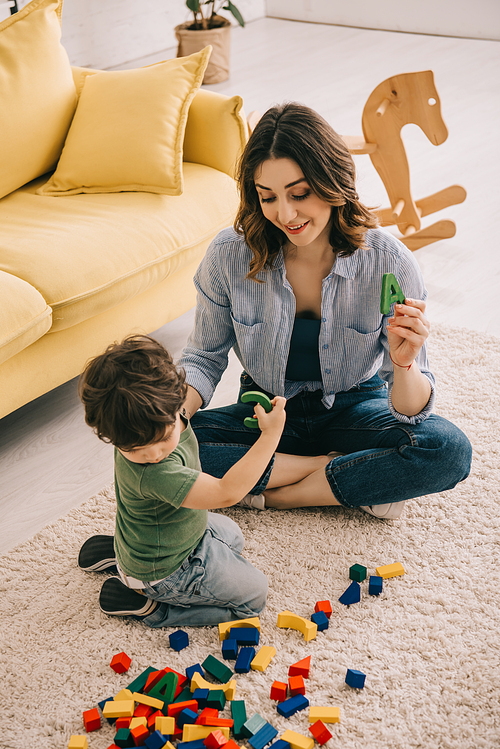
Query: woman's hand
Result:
<box><xmin>387</xmin><ymin>298</ymin><xmax>430</xmax><ymax>368</ymax></box>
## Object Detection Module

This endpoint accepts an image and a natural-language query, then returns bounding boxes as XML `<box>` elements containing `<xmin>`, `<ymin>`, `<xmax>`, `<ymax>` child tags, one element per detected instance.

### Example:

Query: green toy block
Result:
<box><xmin>242</xmin><ymin>713</ymin><xmax>267</xmax><ymax>739</ymax></box>
<box><xmin>126</xmin><ymin>666</ymin><xmax>158</xmax><ymax>693</ymax></box>
<box><xmin>202</xmin><ymin>654</ymin><xmax>233</xmax><ymax>683</ymax></box>
<box><xmin>147</xmin><ymin>671</ymin><xmax>178</xmax><ymax>706</ymax></box>
<box><xmin>206</xmin><ymin>689</ymin><xmax>226</xmax><ymax>710</ymax></box>
<box><xmin>241</xmin><ymin>391</ymin><xmax>273</xmax><ymax>429</ymax></box>
<box><xmin>230</xmin><ymin>700</ymin><xmax>247</xmax><ymax>739</ymax></box>
<box><xmin>349</xmin><ymin>563</ymin><xmax>367</xmax><ymax>582</ymax></box>
<box><xmin>380</xmin><ymin>273</ymin><xmax>405</xmax><ymax>315</ymax></box>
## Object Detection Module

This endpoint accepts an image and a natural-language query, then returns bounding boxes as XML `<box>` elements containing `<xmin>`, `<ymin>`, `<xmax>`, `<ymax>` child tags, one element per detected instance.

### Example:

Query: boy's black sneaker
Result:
<box><xmin>99</xmin><ymin>577</ymin><xmax>158</xmax><ymax>618</ymax></box>
<box><xmin>78</xmin><ymin>535</ymin><xmax>117</xmax><ymax>573</ymax></box>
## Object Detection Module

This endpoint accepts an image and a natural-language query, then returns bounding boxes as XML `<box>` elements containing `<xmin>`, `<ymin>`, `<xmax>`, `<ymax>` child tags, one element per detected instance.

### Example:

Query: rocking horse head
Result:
<box><xmin>362</xmin><ymin>70</ymin><xmax>448</xmax><ymax>146</ymax></box>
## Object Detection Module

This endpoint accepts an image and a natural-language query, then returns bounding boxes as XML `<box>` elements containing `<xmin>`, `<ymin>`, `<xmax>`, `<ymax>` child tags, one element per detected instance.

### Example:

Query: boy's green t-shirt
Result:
<box><xmin>113</xmin><ymin>420</ymin><xmax>207</xmax><ymax>581</ymax></box>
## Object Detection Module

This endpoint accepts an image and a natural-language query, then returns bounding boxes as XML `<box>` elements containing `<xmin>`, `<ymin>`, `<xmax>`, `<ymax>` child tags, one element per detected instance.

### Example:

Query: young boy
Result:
<box><xmin>78</xmin><ymin>334</ymin><xmax>286</xmax><ymax>628</ymax></box>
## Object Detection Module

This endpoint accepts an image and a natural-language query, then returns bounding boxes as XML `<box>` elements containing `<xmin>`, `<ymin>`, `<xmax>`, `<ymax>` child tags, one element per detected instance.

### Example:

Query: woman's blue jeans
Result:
<box><xmin>191</xmin><ymin>373</ymin><xmax>472</xmax><ymax>508</ymax></box>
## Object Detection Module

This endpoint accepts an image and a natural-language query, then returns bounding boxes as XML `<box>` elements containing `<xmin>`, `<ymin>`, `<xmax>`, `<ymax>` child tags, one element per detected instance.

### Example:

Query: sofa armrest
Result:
<box><xmin>183</xmin><ymin>89</ymin><xmax>248</xmax><ymax>179</ymax></box>
<box><xmin>71</xmin><ymin>65</ymin><xmax>100</xmax><ymax>96</ymax></box>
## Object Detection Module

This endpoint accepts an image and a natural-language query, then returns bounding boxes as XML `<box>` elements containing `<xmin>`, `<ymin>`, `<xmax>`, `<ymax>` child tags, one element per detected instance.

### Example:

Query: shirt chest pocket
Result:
<box><xmin>231</xmin><ymin>316</ymin><xmax>267</xmax><ymax>377</ymax></box>
<box><xmin>342</xmin><ymin>324</ymin><xmax>383</xmax><ymax>364</ymax></box>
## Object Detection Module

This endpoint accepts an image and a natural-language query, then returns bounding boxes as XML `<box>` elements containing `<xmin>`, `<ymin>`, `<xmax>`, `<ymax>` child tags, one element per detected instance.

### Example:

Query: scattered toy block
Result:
<box><xmin>228</xmin><ymin>627</ymin><xmax>260</xmax><ymax>646</ymax></box>
<box><xmin>116</xmin><ymin>689</ymin><xmax>134</xmax><ymax>702</ymax></box>
<box><xmin>308</xmin><ymin>707</ymin><xmax>340</xmax><ymax>724</ymax></box>
<box><xmin>177</xmin><ymin>709</ymin><xmax>199</xmax><ymax>729</ymax></box>
<box><xmin>186</xmin><ymin>664</ymin><xmax>205</xmax><ymax>681</ymax></box>
<box><xmin>190</xmin><ymin>672</ymin><xmax>236</xmax><ymax>701</ymax></box>
<box><xmin>345</xmin><ymin>669</ymin><xmax>366</xmax><ymax>689</ymax></box>
<box><xmin>206</xmin><ymin>691</ymin><xmax>227</xmax><ymax>711</ymax></box>
<box><xmin>309</xmin><ymin>720</ymin><xmax>332</xmax><ymax>745</ymax></box>
<box><xmin>248</xmin><ymin>723</ymin><xmax>278</xmax><ymax>749</ymax></box>
<box><xmin>204</xmin><ymin>729</ymin><xmax>229</xmax><ymax>749</ymax></box>
<box><xmin>68</xmin><ymin>737</ymin><xmax>88</xmax><ymax>749</ymax></box>
<box><xmin>223</xmin><ymin>742</ymin><xmax>241</xmax><ymax>749</ymax></box>
<box><xmin>170</xmin><ymin>630</ymin><xmax>190</xmax><ymax>652</ymax></box>
<box><xmin>116</xmin><ymin>717</ymin><xmax>132</xmax><ymax>730</ymax></box>
<box><xmin>83</xmin><ymin>707</ymin><xmax>101</xmax><ymax>732</ymax></box>
<box><xmin>103</xmin><ymin>700</ymin><xmax>136</xmax><ymax>719</ymax></box>
<box><xmin>277</xmin><ymin>611</ymin><xmax>317</xmax><ymax>642</ymax></box>
<box><xmin>192</xmin><ymin>690</ymin><xmax>209</xmax><ymax>709</ymax></box>
<box><xmin>176</xmin><ymin>687</ymin><xmax>196</xmax><ymax>704</ymax></box>
<box><xmin>288</xmin><ymin>656</ymin><xmax>311</xmax><ymax>679</ymax></box>
<box><xmin>375</xmin><ymin>562</ymin><xmax>405</xmax><ymax>579</ymax></box>
<box><xmin>110</xmin><ymin>652</ymin><xmax>132</xmax><ymax>674</ymax></box>
<box><xmin>281</xmin><ymin>730</ymin><xmax>314</xmax><ymax>749</ymax></box>
<box><xmin>114</xmin><ymin>727</ymin><xmax>133</xmax><ymax>748</ymax></box>
<box><xmin>133</xmin><ymin>692</ymin><xmax>164</xmax><ymax>711</ymax></box>
<box><xmin>338</xmin><ymin>581</ymin><xmax>361</xmax><ymax>606</ymax></box>
<box><xmin>380</xmin><ymin>273</ymin><xmax>405</xmax><ymax>315</ymax></box>
<box><xmin>145</xmin><ymin>731</ymin><xmax>168</xmax><ymax>749</ymax></box>
<box><xmin>178</xmin><ymin>741</ymin><xmax>209</xmax><ymax>749</ymax></box>
<box><xmin>230</xmin><ymin>700</ymin><xmax>247</xmax><ymax>739</ymax></box>
<box><xmin>131</xmin><ymin>723</ymin><xmax>150</xmax><ymax>746</ymax></box>
<box><xmin>277</xmin><ymin>694</ymin><xmax>309</xmax><ymax>718</ymax></box>
<box><xmin>145</xmin><ymin>670</ymin><xmax>168</xmax><ymax>693</ymax></box>
<box><xmin>270</xmin><ymin>681</ymin><xmax>288</xmax><ymax>702</ymax></box>
<box><xmin>183</xmin><ymin>726</ymin><xmax>230</xmax><ymax>742</ymax></box>
<box><xmin>147</xmin><ymin>672</ymin><xmax>179</xmax><ymax>705</ymax></box>
<box><xmin>203</xmin><ymin>654</ymin><xmax>234</xmax><ymax>683</ymax></box>
<box><xmin>168</xmin><ymin>700</ymin><xmax>199</xmax><ymax>718</ymax></box>
<box><xmin>269</xmin><ymin>741</ymin><xmax>290</xmax><ymax>749</ymax></box>
<box><xmin>242</xmin><ymin>713</ymin><xmax>267</xmax><ymax>739</ymax></box>
<box><xmin>134</xmin><ymin>703</ymin><xmax>153</xmax><ymax>719</ymax></box>
<box><xmin>311</xmin><ymin>611</ymin><xmax>329</xmax><ymax>631</ymax></box>
<box><xmin>235</xmin><ymin>647</ymin><xmax>255</xmax><ymax>674</ymax></box>
<box><xmin>314</xmin><ymin>601</ymin><xmax>332</xmax><ymax>619</ymax></box>
<box><xmin>288</xmin><ymin>675</ymin><xmax>306</xmax><ymax>696</ymax></box>
<box><xmin>222</xmin><ymin>639</ymin><xmax>239</xmax><ymax>660</ymax></box>
<box><xmin>218</xmin><ymin>618</ymin><xmax>261</xmax><ymax>640</ymax></box>
<box><xmin>368</xmin><ymin>576</ymin><xmax>383</xmax><ymax>595</ymax></box>
<box><xmin>127</xmin><ymin>667</ymin><xmax>157</xmax><ymax>694</ymax></box>
<box><xmin>196</xmin><ymin>708</ymin><xmax>219</xmax><ymax>724</ymax></box>
<box><xmin>155</xmin><ymin>716</ymin><xmax>175</xmax><ymax>735</ymax></box>
<box><xmin>251</xmin><ymin>646</ymin><xmax>276</xmax><ymax>672</ymax></box>
<box><xmin>349</xmin><ymin>563</ymin><xmax>367</xmax><ymax>582</ymax></box>
<box><xmin>130</xmin><ymin>716</ymin><xmax>147</xmax><ymax>730</ymax></box>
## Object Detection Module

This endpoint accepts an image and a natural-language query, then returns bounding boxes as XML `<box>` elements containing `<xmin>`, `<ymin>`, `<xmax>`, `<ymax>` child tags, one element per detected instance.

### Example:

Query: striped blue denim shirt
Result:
<box><xmin>180</xmin><ymin>227</ymin><xmax>435</xmax><ymax>424</ymax></box>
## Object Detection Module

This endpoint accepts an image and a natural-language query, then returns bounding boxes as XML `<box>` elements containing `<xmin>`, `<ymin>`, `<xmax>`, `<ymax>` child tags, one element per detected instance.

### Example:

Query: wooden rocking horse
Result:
<box><xmin>247</xmin><ymin>71</ymin><xmax>466</xmax><ymax>251</ymax></box>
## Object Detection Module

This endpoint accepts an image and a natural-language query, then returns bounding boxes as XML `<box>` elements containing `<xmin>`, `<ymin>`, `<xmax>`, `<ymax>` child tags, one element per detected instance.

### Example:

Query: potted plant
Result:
<box><xmin>175</xmin><ymin>1</ymin><xmax>245</xmax><ymax>84</ymax></box>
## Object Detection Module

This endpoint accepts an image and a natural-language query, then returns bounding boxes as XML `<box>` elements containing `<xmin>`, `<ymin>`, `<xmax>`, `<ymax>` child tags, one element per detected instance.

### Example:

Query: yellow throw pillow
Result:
<box><xmin>0</xmin><ymin>0</ymin><xmax>77</xmax><ymax>200</ymax></box>
<box><xmin>38</xmin><ymin>47</ymin><xmax>212</xmax><ymax>197</ymax></box>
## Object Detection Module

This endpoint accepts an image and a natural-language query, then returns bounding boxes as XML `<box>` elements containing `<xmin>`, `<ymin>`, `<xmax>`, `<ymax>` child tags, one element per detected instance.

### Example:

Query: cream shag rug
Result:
<box><xmin>1</xmin><ymin>325</ymin><xmax>499</xmax><ymax>749</ymax></box>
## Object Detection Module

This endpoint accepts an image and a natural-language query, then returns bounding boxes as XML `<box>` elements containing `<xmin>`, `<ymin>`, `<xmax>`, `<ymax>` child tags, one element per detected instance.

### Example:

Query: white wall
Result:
<box><xmin>16</xmin><ymin>0</ymin><xmax>266</xmax><ymax>69</ymax></box>
<box><xmin>266</xmin><ymin>0</ymin><xmax>500</xmax><ymax>41</ymax></box>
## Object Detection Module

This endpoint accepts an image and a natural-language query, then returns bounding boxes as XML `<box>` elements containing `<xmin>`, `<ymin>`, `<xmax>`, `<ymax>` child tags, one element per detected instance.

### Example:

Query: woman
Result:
<box><xmin>178</xmin><ymin>103</ymin><xmax>471</xmax><ymax>519</ymax></box>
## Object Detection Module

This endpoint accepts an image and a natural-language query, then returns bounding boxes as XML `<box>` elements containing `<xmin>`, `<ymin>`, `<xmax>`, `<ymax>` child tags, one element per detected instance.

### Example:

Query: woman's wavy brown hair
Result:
<box><xmin>234</xmin><ymin>102</ymin><xmax>378</xmax><ymax>280</ymax></box>
<box><xmin>79</xmin><ymin>335</ymin><xmax>187</xmax><ymax>451</ymax></box>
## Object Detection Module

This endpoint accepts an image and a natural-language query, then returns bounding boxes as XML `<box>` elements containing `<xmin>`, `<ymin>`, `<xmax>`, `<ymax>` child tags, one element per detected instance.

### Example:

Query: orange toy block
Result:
<box><xmin>309</xmin><ymin>720</ymin><xmax>332</xmax><ymax>745</ymax></box>
<box><xmin>68</xmin><ymin>736</ymin><xmax>88</xmax><ymax>749</ymax></box>
<box><xmin>204</xmin><ymin>729</ymin><xmax>230</xmax><ymax>749</ymax></box>
<box><xmin>116</xmin><ymin>717</ymin><xmax>132</xmax><ymax>730</ymax></box>
<box><xmin>110</xmin><ymin>651</ymin><xmax>132</xmax><ymax>674</ymax></box>
<box><xmin>131</xmin><ymin>723</ymin><xmax>149</xmax><ymax>746</ymax></box>
<box><xmin>270</xmin><ymin>681</ymin><xmax>288</xmax><ymax>702</ymax></box>
<box><xmin>375</xmin><ymin>562</ymin><xmax>405</xmax><ymax>579</ymax></box>
<box><xmin>289</xmin><ymin>656</ymin><xmax>311</xmax><ymax>678</ymax></box>
<box><xmin>314</xmin><ymin>601</ymin><xmax>332</xmax><ymax>619</ymax></box>
<box><xmin>83</xmin><ymin>707</ymin><xmax>101</xmax><ymax>732</ymax></box>
<box><xmin>134</xmin><ymin>703</ymin><xmax>153</xmax><ymax>719</ymax></box>
<box><xmin>223</xmin><ymin>742</ymin><xmax>241</xmax><ymax>749</ymax></box>
<box><xmin>168</xmin><ymin>699</ymin><xmax>199</xmax><ymax>717</ymax></box>
<box><xmin>289</xmin><ymin>675</ymin><xmax>306</xmax><ymax>696</ymax></box>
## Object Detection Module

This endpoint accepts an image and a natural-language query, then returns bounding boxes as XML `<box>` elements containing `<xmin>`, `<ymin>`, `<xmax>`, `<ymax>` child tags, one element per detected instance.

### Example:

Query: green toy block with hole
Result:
<box><xmin>241</xmin><ymin>391</ymin><xmax>272</xmax><ymax>428</ymax></box>
<box><xmin>380</xmin><ymin>273</ymin><xmax>405</xmax><ymax>315</ymax></box>
<box><xmin>147</xmin><ymin>671</ymin><xmax>178</xmax><ymax>708</ymax></box>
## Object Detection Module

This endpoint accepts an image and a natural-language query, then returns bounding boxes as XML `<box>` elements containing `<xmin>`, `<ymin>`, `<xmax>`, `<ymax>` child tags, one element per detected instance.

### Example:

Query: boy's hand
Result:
<box><xmin>254</xmin><ymin>396</ymin><xmax>286</xmax><ymax>436</ymax></box>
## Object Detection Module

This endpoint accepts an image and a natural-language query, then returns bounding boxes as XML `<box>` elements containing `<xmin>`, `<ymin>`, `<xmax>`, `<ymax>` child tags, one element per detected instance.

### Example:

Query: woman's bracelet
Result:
<box><xmin>389</xmin><ymin>352</ymin><xmax>414</xmax><ymax>371</ymax></box>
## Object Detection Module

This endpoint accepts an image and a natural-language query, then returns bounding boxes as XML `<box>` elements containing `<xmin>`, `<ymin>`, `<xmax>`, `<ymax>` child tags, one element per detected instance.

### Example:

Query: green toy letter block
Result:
<box><xmin>241</xmin><ymin>391</ymin><xmax>273</xmax><ymax>429</ymax></box>
<box><xmin>380</xmin><ymin>273</ymin><xmax>405</xmax><ymax>315</ymax></box>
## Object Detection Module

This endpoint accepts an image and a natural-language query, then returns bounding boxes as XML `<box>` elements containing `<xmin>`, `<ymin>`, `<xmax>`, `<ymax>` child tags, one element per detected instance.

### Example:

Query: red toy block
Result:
<box><xmin>197</xmin><ymin>708</ymin><xmax>219</xmax><ymax>723</ymax></box>
<box><xmin>148</xmin><ymin>710</ymin><xmax>163</xmax><ymax>730</ymax></box>
<box><xmin>288</xmin><ymin>675</ymin><xmax>306</xmax><ymax>696</ymax></box>
<box><xmin>116</xmin><ymin>717</ymin><xmax>132</xmax><ymax>730</ymax></box>
<box><xmin>204</xmin><ymin>729</ymin><xmax>229</xmax><ymax>749</ymax></box>
<box><xmin>144</xmin><ymin>669</ymin><xmax>167</xmax><ymax>692</ymax></box>
<box><xmin>110</xmin><ymin>652</ymin><xmax>132</xmax><ymax>674</ymax></box>
<box><xmin>83</xmin><ymin>707</ymin><xmax>101</xmax><ymax>732</ymax></box>
<box><xmin>314</xmin><ymin>601</ymin><xmax>332</xmax><ymax>619</ymax></box>
<box><xmin>288</xmin><ymin>656</ymin><xmax>311</xmax><ymax>679</ymax></box>
<box><xmin>270</xmin><ymin>680</ymin><xmax>288</xmax><ymax>702</ymax></box>
<box><xmin>134</xmin><ymin>703</ymin><xmax>153</xmax><ymax>719</ymax></box>
<box><xmin>309</xmin><ymin>720</ymin><xmax>332</xmax><ymax>745</ymax></box>
<box><xmin>131</xmin><ymin>723</ymin><xmax>149</xmax><ymax>746</ymax></box>
<box><xmin>223</xmin><ymin>742</ymin><xmax>241</xmax><ymax>749</ymax></box>
<box><xmin>168</xmin><ymin>699</ymin><xmax>199</xmax><ymax>717</ymax></box>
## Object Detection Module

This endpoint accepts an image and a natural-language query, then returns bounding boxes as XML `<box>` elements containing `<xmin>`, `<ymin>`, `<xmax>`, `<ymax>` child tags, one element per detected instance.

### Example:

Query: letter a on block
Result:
<box><xmin>380</xmin><ymin>273</ymin><xmax>405</xmax><ymax>314</ymax></box>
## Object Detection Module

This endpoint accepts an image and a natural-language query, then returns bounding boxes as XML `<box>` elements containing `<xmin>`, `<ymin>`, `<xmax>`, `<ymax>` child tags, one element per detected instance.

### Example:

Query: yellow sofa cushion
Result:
<box><xmin>0</xmin><ymin>0</ymin><xmax>76</xmax><ymax>200</ymax></box>
<box><xmin>37</xmin><ymin>48</ymin><xmax>211</xmax><ymax>197</ymax></box>
<box><xmin>1</xmin><ymin>163</ymin><xmax>238</xmax><ymax>333</ymax></box>
<box><xmin>0</xmin><ymin>271</ymin><xmax>52</xmax><ymax>366</ymax></box>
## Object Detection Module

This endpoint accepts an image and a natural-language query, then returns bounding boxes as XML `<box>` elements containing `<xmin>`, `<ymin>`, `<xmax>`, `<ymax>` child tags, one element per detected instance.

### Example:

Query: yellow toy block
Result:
<box><xmin>190</xmin><ymin>671</ymin><xmax>237</xmax><ymax>700</ymax></box>
<box><xmin>68</xmin><ymin>737</ymin><xmax>88</xmax><ymax>749</ymax></box>
<box><xmin>115</xmin><ymin>688</ymin><xmax>134</xmax><ymax>701</ymax></box>
<box><xmin>277</xmin><ymin>611</ymin><xmax>317</xmax><ymax>642</ymax></box>
<box><xmin>133</xmin><ymin>691</ymin><xmax>164</xmax><ymax>710</ymax></box>
<box><xmin>309</xmin><ymin>706</ymin><xmax>341</xmax><ymax>724</ymax></box>
<box><xmin>103</xmin><ymin>699</ymin><xmax>135</xmax><ymax>718</ymax></box>
<box><xmin>281</xmin><ymin>729</ymin><xmax>314</xmax><ymax>749</ymax></box>
<box><xmin>130</xmin><ymin>717</ymin><xmax>148</xmax><ymax>730</ymax></box>
<box><xmin>375</xmin><ymin>562</ymin><xmax>405</xmax><ymax>579</ymax></box>
<box><xmin>218</xmin><ymin>617</ymin><xmax>261</xmax><ymax>640</ymax></box>
<box><xmin>251</xmin><ymin>645</ymin><xmax>276</xmax><ymax>672</ymax></box>
<box><xmin>183</xmin><ymin>725</ymin><xmax>231</xmax><ymax>742</ymax></box>
<box><xmin>164</xmin><ymin>743</ymin><xmax>176</xmax><ymax>749</ymax></box>
<box><xmin>156</xmin><ymin>716</ymin><xmax>176</xmax><ymax>734</ymax></box>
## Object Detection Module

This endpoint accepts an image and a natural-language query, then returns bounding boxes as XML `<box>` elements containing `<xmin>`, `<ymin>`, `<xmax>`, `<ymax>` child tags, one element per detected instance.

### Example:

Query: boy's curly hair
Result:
<box><xmin>79</xmin><ymin>335</ymin><xmax>187</xmax><ymax>451</ymax></box>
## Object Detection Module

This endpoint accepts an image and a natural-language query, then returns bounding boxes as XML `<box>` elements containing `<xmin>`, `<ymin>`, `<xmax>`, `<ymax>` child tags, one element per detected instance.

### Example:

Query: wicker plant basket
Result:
<box><xmin>174</xmin><ymin>16</ymin><xmax>231</xmax><ymax>84</ymax></box>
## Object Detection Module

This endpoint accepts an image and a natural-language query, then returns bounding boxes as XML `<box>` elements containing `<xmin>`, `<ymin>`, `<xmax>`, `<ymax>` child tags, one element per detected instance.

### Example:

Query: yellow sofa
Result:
<box><xmin>0</xmin><ymin>0</ymin><xmax>247</xmax><ymax>419</ymax></box>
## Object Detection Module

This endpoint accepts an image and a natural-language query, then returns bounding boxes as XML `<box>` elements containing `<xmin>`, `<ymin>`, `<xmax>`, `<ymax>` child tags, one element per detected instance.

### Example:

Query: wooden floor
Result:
<box><xmin>1</xmin><ymin>18</ymin><xmax>499</xmax><ymax>555</ymax></box>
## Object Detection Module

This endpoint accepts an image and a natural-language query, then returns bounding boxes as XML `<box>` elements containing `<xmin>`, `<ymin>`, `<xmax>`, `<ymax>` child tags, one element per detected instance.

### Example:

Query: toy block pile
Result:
<box><xmin>337</xmin><ymin>562</ymin><xmax>405</xmax><ymax>606</ymax></box>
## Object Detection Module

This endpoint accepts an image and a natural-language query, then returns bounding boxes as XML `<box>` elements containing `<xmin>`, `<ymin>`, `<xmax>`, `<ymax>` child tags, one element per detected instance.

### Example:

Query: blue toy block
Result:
<box><xmin>311</xmin><ymin>610</ymin><xmax>329</xmax><ymax>631</ymax></box>
<box><xmin>177</xmin><ymin>708</ymin><xmax>199</xmax><ymax>728</ymax></box>
<box><xmin>369</xmin><ymin>575</ymin><xmax>383</xmax><ymax>595</ymax></box>
<box><xmin>177</xmin><ymin>741</ymin><xmax>207</xmax><ymax>749</ymax></box>
<box><xmin>242</xmin><ymin>713</ymin><xmax>267</xmax><ymax>738</ymax></box>
<box><xmin>345</xmin><ymin>669</ymin><xmax>366</xmax><ymax>689</ymax></box>
<box><xmin>222</xmin><ymin>638</ymin><xmax>239</xmax><ymax>660</ymax></box>
<box><xmin>269</xmin><ymin>742</ymin><xmax>291</xmax><ymax>749</ymax></box>
<box><xmin>186</xmin><ymin>663</ymin><xmax>205</xmax><ymax>681</ymax></box>
<box><xmin>229</xmin><ymin>627</ymin><xmax>260</xmax><ymax>646</ymax></box>
<box><xmin>276</xmin><ymin>694</ymin><xmax>309</xmax><ymax>718</ymax></box>
<box><xmin>192</xmin><ymin>688</ymin><xmax>210</xmax><ymax>708</ymax></box>
<box><xmin>235</xmin><ymin>647</ymin><xmax>256</xmax><ymax>673</ymax></box>
<box><xmin>339</xmin><ymin>580</ymin><xmax>361</xmax><ymax>605</ymax></box>
<box><xmin>248</xmin><ymin>723</ymin><xmax>278</xmax><ymax>749</ymax></box>
<box><xmin>169</xmin><ymin>630</ymin><xmax>189</xmax><ymax>651</ymax></box>
<box><xmin>145</xmin><ymin>731</ymin><xmax>168</xmax><ymax>749</ymax></box>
